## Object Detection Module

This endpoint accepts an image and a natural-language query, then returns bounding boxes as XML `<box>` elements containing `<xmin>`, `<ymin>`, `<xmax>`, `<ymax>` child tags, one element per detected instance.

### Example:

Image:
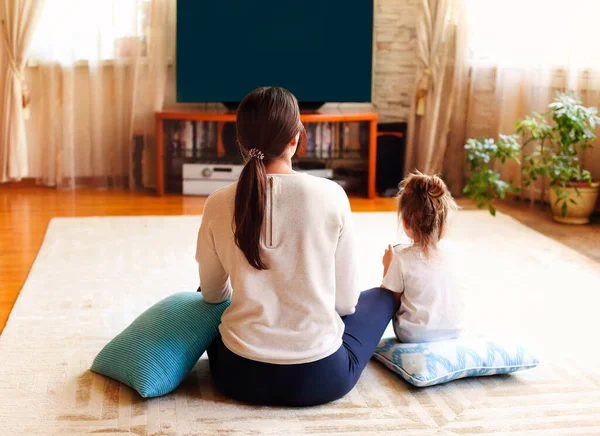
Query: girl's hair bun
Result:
<box><xmin>426</xmin><ymin>175</ymin><xmax>447</xmax><ymax>199</ymax></box>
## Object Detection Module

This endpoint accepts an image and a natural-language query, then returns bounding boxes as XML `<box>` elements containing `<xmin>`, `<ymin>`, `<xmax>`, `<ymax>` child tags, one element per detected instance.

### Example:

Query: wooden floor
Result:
<box><xmin>1</xmin><ymin>185</ymin><xmax>599</xmax><ymax>334</ymax></box>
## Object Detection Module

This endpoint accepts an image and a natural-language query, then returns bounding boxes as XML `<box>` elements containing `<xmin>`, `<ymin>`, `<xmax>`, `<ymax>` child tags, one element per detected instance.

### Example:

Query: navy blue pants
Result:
<box><xmin>206</xmin><ymin>287</ymin><xmax>396</xmax><ymax>407</ymax></box>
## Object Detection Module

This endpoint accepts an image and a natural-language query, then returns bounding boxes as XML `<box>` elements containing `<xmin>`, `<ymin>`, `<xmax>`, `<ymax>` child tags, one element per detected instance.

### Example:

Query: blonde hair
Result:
<box><xmin>397</xmin><ymin>171</ymin><xmax>458</xmax><ymax>257</ymax></box>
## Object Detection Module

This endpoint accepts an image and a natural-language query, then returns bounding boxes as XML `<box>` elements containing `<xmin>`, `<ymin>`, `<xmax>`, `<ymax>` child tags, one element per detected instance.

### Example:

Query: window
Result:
<box><xmin>467</xmin><ymin>0</ymin><xmax>600</xmax><ymax>69</ymax></box>
<box><xmin>29</xmin><ymin>0</ymin><xmax>152</xmax><ymax>65</ymax></box>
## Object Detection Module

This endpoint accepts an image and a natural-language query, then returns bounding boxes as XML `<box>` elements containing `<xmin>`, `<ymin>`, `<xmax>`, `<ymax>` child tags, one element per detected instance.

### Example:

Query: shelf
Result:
<box><xmin>157</xmin><ymin>107</ymin><xmax>378</xmax><ymax>123</ymax></box>
<box><xmin>156</xmin><ymin>109</ymin><xmax>378</xmax><ymax>198</ymax></box>
<box><xmin>166</xmin><ymin>149</ymin><xmax>369</xmax><ymax>164</ymax></box>
<box><xmin>296</xmin><ymin>150</ymin><xmax>368</xmax><ymax>162</ymax></box>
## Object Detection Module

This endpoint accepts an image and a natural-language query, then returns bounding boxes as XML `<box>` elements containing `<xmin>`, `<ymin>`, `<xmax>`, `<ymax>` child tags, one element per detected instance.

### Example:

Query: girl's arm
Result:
<box><xmin>381</xmin><ymin>253</ymin><xmax>405</xmax><ymax>295</ymax></box>
<box><xmin>382</xmin><ymin>244</ymin><xmax>394</xmax><ymax>277</ymax></box>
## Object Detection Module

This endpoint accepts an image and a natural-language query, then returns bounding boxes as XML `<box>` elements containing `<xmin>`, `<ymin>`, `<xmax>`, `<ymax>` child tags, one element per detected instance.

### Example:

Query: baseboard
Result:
<box><xmin>1</xmin><ymin>177</ymin><xmax>130</xmax><ymax>189</ymax></box>
<box><xmin>1</xmin><ymin>178</ymin><xmax>41</xmax><ymax>187</ymax></box>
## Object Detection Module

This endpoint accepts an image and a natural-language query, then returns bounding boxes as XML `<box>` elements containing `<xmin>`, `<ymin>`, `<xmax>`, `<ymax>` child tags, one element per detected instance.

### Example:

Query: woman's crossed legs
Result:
<box><xmin>207</xmin><ymin>287</ymin><xmax>396</xmax><ymax>406</ymax></box>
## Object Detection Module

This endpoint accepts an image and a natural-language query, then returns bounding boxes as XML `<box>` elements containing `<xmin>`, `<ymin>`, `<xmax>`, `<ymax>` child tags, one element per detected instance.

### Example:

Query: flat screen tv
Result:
<box><xmin>176</xmin><ymin>1</ymin><xmax>373</xmax><ymax>109</ymax></box>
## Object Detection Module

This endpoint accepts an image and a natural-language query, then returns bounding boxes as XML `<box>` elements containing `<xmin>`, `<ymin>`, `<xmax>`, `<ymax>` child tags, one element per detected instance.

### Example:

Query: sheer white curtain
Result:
<box><xmin>0</xmin><ymin>0</ymin><xmax>44</xmax><ymax>182</ymax></box>
<box><xmin>25</xmin><ymin>0</ymin><xmax>174</xmax><ymax>188</ymax></box>
<box><xmin>405</xmin><ymin>0</ymin><xmax>469</xmax><ymax>195</ymax></box>
<box><xmin>466</xmin><ymin>0</ymin><xmax>600</xmax><ymax>204</ymax></box>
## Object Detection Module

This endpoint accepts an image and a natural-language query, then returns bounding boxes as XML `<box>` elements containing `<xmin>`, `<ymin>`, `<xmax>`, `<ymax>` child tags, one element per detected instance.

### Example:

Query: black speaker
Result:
<box><xmin>376</xmin><ymin>122</ymin><xmax>406</xmax><ymax>196</ymax></box>
<box><xmin>222</xmin><ymin>122</ymin><xmax>239</xmax><ymax>155</ymax></box>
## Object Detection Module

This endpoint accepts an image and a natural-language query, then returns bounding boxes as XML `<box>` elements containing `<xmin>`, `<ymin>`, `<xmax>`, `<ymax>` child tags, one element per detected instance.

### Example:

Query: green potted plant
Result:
<box><xmin>464</xmin><ymin>92</ymin><xmax>600</xmax><ymax>224</ymax></box>
<box><xmin>463</xmin><ymin>135</ymin><xmax>521</xmax><ymax>216</ymax></box>
<box><xmin>519</xmin><ymin>93</ymin><xmax>600</xmax><ymax>223</ymax></box>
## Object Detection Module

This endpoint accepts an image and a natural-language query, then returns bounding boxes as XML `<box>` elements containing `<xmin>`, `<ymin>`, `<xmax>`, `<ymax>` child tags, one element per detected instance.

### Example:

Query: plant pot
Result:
<box><xmin>549</xmin><ymin>182</ymin><xmax>600</xmax><ymax>224</ymax></box>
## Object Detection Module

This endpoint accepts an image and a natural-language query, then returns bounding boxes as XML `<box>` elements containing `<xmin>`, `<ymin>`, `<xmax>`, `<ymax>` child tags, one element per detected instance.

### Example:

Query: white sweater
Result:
<box><xmin>195</xmin><ymin>173</ymin><xmax>360</xmax><ymax>364</ymax></box>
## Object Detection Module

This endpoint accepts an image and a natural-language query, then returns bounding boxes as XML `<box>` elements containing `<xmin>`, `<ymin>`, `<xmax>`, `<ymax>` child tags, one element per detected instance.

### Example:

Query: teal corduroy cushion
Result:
<box><xmin>91</xmin><ymin>292</ymin><xmax>229</xmax><ymax>398</ymax></box>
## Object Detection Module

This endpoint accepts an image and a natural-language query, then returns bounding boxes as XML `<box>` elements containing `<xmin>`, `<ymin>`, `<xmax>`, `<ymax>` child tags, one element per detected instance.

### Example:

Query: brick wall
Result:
<box><xmin>372</xmin><ymin>0</ymin><xmax>419</xmax><ymax>122</ymax></box>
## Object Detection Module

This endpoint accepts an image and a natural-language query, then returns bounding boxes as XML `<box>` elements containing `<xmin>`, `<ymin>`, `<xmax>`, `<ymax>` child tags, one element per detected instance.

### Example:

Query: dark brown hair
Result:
<box><xmin>398</xmin><ymin>171</ymin><xmax>458</xmax><ymax>257</ymax></box>
<box><xmin>234</xmin><ymin>87</ymin><xmax>305</xmax><ymax>270</ymax></box>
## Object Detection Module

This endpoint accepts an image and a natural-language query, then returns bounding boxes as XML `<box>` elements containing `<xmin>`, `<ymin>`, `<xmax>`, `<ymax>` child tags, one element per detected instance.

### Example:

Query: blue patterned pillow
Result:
<box><xmin>91</xmin><ymin>292</ymin><xmax>229</xmax><ymax>398</ymax></box>
<box><xmin>373</xmin><ymin>335</ymin><xmax>539</xmax><ymax>387</ymax></box>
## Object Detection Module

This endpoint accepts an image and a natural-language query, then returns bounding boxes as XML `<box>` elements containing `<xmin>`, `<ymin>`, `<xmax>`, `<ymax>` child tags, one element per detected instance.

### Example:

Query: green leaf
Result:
<box><xmin>569</xmin><ymin>199</ymin><xmax>577</xmax><ymax>205</ymax></box>
<box><xmin>489</xmin><ymin>205</ymin><xmax>496</xmax><ymax>216</ymax></box>
<box><xmin>562</xmin><ymin>201</ymin><xmax>568</xmax><ymax>217</ymax></box>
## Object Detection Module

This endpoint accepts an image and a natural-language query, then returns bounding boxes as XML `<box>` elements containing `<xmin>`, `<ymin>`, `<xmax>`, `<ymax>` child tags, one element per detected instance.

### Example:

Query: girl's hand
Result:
<box><xmin>382</xmin><ymin>244</ymin><xmax>394</xmax><ymax>276</ymax></box>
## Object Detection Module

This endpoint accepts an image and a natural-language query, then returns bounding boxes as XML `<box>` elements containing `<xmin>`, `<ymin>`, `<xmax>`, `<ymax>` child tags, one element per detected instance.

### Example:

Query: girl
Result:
<box><xmin>382</xmin><ymin>171</ymin><xmax>464</xmax><ymax>343</ymax></box>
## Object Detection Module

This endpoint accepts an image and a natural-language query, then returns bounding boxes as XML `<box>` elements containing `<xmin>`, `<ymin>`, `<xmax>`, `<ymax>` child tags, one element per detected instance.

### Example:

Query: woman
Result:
<box><xmin>196</xmin><ymin>87</ymin><xmax>396</xmax><ymax>406</ymax></box>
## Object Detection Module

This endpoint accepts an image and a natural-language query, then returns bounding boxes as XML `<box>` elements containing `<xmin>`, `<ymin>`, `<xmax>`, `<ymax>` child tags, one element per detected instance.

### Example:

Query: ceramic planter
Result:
<box><xmin>549</xmin><ymin>181</ymin><xmax>600</xmax><ymax>224</ymax></box>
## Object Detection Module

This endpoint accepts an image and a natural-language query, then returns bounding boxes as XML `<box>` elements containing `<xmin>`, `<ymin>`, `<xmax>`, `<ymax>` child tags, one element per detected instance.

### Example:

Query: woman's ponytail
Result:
<box><xmin>234</xmin><ymin>156</ymin><xmax>268</xmax><ymax>270</ymax></box>
<box><xmin>233</xmin><ymin>86</ymin><xmax>303</xmax><ymax>270</ymax></box>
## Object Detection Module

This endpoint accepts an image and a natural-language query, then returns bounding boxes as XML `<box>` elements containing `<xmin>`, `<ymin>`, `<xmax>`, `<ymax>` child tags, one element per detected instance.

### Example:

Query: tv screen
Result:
<box><xmin>176</xmin><ymin>1</ymin><xmax>373</xmax><ymax>105</ymax></box>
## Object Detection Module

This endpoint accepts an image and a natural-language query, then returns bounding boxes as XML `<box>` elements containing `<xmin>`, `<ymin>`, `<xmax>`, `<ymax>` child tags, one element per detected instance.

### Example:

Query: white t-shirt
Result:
<box><xmin>195</xmin><ymin>173</ymin><xmax>360</xmax><ymax>365</ymax></box>
<box><xmin>382</xmin><ymin>241</ymin><xmax>464</xmax><ymax>343</ymax></box>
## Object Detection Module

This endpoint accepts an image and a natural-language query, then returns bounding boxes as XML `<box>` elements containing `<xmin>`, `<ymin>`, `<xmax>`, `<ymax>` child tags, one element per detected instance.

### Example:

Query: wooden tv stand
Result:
<box><xmin>155</xmin><ymin>107</ymin><xmax>378</xmax><ymax>198</ymax></box>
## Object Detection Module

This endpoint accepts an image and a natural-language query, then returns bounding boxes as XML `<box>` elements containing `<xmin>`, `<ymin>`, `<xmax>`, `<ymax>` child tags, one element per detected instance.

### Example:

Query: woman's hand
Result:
<box><xmin>382</xmin><ymin>244</ymin><xmax>394</xmax><ymax>277</ymax></box>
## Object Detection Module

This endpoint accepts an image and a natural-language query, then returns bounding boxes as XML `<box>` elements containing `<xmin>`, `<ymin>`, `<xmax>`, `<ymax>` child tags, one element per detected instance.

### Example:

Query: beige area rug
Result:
<box><xmin>1</xmin><ymin>212</ymin><xmax>599</xmax><ymax>435</ymax></box>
